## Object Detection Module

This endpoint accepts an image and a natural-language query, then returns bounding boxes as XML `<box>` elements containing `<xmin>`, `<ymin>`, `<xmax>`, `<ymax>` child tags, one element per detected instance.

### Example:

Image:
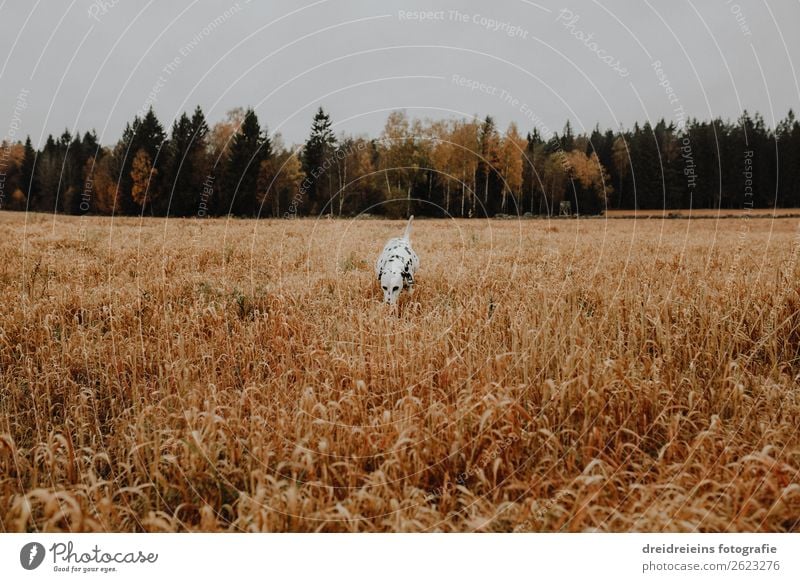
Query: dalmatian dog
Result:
<box><xmin>375</xmin><ymin>216</ymin><xmax>419</xmax><ymax>305</ymax></box>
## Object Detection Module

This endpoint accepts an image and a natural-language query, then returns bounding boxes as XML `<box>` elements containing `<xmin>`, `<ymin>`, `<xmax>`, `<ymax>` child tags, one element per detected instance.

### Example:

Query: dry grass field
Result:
<box><xmin>1</xmin><ymin>211</ymin><xmax>799</xmax><ymax>532</ymax></box>
<box><xmin>603</xmin><ymin>208</ymin><xmax>800</xmax><ymax>219</ymax></box>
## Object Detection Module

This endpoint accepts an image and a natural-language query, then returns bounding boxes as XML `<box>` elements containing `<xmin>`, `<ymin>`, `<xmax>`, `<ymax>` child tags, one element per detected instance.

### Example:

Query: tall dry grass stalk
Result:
<box><xmin>1</xmin><ymin>212</ymin><xmax>799</xmax><ymax>532</ymax></box>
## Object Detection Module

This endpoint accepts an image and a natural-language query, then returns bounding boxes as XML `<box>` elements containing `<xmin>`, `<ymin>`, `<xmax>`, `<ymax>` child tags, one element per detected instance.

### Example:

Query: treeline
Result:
<box><xmin>1</xmin><ymin>106</ymin><xmax>799</xmax><ymax>218</ymax></box>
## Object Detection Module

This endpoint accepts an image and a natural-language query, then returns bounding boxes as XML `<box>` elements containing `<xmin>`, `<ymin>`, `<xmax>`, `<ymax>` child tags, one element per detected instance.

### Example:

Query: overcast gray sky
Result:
<box><xmin>1</xmin><ymin>0</ymin><xmax>798</xmax><ymax>147</ymax></box>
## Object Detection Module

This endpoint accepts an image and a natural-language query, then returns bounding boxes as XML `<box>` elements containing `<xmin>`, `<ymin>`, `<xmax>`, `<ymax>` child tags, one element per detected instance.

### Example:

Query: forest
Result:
<box><xmin>1</xmin><ymin>106</ymin><xmax>798</xmax><ymax>218</ymax></box>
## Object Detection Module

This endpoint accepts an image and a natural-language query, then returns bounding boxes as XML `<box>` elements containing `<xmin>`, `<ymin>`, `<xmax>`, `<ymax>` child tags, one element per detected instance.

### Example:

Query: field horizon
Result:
<box><xmin>1</xmin><ymin>211</ymin><xmax>799</xmax><ymax>532</ymax></box>
<box><xmin>9</xmin><ymin>207</ymin><xmax>800</xmax><ymax>221</ymax></box>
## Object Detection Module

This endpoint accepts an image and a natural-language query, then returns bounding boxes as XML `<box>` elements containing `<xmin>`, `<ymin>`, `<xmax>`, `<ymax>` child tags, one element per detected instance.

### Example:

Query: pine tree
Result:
<box><xmin>52</xmin><ymin>129</ymin><xmax>73</xmax><ymax>213</ymax></box>
<box><xmin>190</xmin><ymin>106</ymin><xmax>210</xmax><ymax>148</ymax></box>
<box><xmin>20</xmin><ymin>136</ymin><xmax>37</xmax><ymax>205</ymax></box>
<box><xmin>302</xmin><ymin>107</ymin><xmax>336</xmax><ymax>215</ymax></box>
<box><xmin>165</xmin><ymin>113</ymin><xmax>192</xmax><ymax>216</ymax></box>
<box><xmin>752</xmin><ymin>112</ymin><xmax>776</xmax><ymax>209</ymax></box>
<box><xmin>118</xmin><ymin>108</ymin><xmax>167</xmax><ymax>214</ymax></box>
<box><xmin>137</xmin><ymin>108</ymin><xmax>167</xmax><ymax>160</ymax></box>
<box><xmin>163</xmin><ymin>106</ymin><xmax>211</xmax><ymax>217</ymax></box>
<box><xmin>560</xmin><ymin>120</ymin><xmax>575</xmax><ymax>151</ymax></box>
<box><xmin>777</xmin><ymin>110</ymin><xmax>800</xmax><ymax>207</ymax></box>
<box><xmin>82</xmin><ymin>130</ymin><xmax>99</xmax><ymax>154</ymax></box>
<box><xmin>522</xmin><ymin>129</ymin><xmax>547</xmax><ymax>214</ymax></box>
<box><xmin>626</xmin><ymin>123</ymin><xmax>661</xmax><ymax>210</ymax></box>
<box><xmin>652</xmin><ymin>119</ymin><xmax>683</xmax><ymax>209</ymax></box>
<box><xmin>72</xmin><ymin>131</ymin><xmax>101</xmax><ymax>215</ymax></box>
<box><xmin>224</xmin><ymin>108</ymin><xmax>265</xmax><ymax>217</ymax></box>
<box><xmin>34</xmin><ymin>135</ymin><xmax>60</xmax><ymax>213</ymax></box>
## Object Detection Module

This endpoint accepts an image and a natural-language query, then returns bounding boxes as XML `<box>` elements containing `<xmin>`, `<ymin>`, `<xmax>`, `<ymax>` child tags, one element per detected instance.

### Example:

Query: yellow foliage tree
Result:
<box><xmin>86</xmin><ymin>154</ymin><xmax>120</xmax><ymax>214</ymax></box>
<box><xmin>449</xmin><ymin>119</ymin><xmax>480</xmax><ymax>217</ymax></box>
<box><xmin>336</xmin><ymin>136</ymin><xmax>375</xmax><ymax>215</ymax></box>
<box><xmin>565</xmin><ymin>150</ymin><xmax>613</xmax><ymax>212</ymax></box>
<box><xmin>499</xmin><ymin>123</ymin><xmax>526</xmax><ymax>213</ymax></box>
<box><xmin>258</xmin><ymin>151</ymin><xmax>304</xmax><ymax>217</ymax></box>
<box><xmin>130</xmin><ymin>149</ymin><xmax>157</xmax><ymax>208</ymax></box>
<box><xmin>209</xmin><ymin>107</ymin><xmax>245</xmax><ymax>161</ymax></box>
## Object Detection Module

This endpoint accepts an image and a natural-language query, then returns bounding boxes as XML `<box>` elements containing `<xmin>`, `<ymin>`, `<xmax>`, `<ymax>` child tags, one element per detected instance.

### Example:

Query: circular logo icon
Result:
<box><xmin>20</xmin><ymin>542</ymin><xmax>46</xmax><ymax>570</ymax></box>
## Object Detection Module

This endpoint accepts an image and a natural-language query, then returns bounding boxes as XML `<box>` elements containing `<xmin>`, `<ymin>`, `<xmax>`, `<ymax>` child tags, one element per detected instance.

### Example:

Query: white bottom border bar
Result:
<box><xmin>2</xmin><ymin>533</ymin><xmax>797</xmax><ymax>581</ymax></box>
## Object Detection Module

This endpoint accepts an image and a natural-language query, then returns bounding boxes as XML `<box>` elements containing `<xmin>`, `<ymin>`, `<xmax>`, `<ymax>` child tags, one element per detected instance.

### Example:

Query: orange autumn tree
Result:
<box><xmin>83</xmin><ymin>153</ymin><xmax>120</xmax><ymax>214</ymax></box>
<box><xmin>258</xmin><ymin>150</ymin><xmax>304</xmax><ymax>217</ymax></box>
<box><xmin>499</xmin><ymin>123</ymin><xmax>526</xmax><ymax>214</ymax></box>
<box><xmin>130</xmin><ymin>148</ymin><xmax>157</xmax><ymax>209</ymax></box>
<box><xmin>565</xmin><ymin>149</ymin><xmax>613</xmax><ymax>213</ymax></box>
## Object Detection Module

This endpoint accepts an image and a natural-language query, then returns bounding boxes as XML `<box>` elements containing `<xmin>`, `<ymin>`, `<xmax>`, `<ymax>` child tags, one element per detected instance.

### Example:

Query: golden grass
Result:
<box><xmin>1</xmin><ymin>211</ymin><xmax>799</xmax><ymax>532</ymax></box>
<box><xmin>602</xmin><ymin>208</ymin><xmax>800</xmax><ymax>219</ymax></box>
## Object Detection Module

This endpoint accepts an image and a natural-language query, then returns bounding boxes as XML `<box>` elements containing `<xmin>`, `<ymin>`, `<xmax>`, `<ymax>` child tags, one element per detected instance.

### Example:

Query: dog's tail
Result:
<box><xmin>403</xmin><ymin>215</ymin><xmax>414</xmax><ymax>240</ymax></box>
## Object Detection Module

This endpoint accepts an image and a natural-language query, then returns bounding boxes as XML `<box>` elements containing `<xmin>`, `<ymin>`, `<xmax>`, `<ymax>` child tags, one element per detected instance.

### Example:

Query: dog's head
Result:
<box><xmin>379</xmin><ymin>267</ymin><xmax>403</xmax><ymax>305</ymax></box>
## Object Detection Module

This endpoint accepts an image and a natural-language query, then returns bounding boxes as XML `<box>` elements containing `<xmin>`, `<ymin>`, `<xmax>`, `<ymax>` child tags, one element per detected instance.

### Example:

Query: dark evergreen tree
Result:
<box><xmin>301</xmin><ymin>107</ymin><xmax>337</xmax><ymax>215</ymax></box>
<box><xmin>685</xmin><ymin>119</ymin><xmax>716</xmax><ymax>209</ymax></box>
<box><xmin>587</xmin><ymin>126</ymin><xmax>616</xmax><ymax>211</ymax></box>
<box><xmin>163</xmin><ymin>106</ymin><xmax>211</xmax><ymax>217</ymax></box>
<box><xmin>521</xmin><ymin>129</ymin><xmax>547</xmax><ymax>214</ymax></box>
<box><xmin>166</xmin><ymin>113</ymin><xmax>191</xmax><ymax>216</ymax></box>
<box><xmin>54</xmin><ymin>129</ymin><xmax>74</xmax><ymax>213</ymax></box>
<box><xmin>626</xmin><ymin>123</ymin><xmax>662</xmax><ymax>210</ymax></box>
<box><xmin>117</xmin><ymin>108</ymin><xmax>167</xmax><ymax>214</ymax></box>
<box><xmin>560</xmin><ymin>120</ymin><xmax>575</xmax><ymax>152</ymax></box>
<box><xmin>136</xmin><ymin>108</ymin><xmax>168</xmax><ymax>160</ymax></box>
<box><xmin>34</xmin><ymin>135</ymin><xmax>61</xmax><ymax>213</ymax></box>
<box><xmin>751</xmin><ymin>112</ymin><xmax>777</xmax><ymax>209</ymax></box>
<box><xmin>777</xmin><ymin>110</ymin><xmax>800</xmax><ymax>207</ymax></box>
<box><xmin>82</xmin><ymin>130</ymin><xmax>99</xmax><ymax>154</ymax></box>
<box><xmin>224</xmin><ymin>108</ymin><xmax>265</xmax><ymax>217</ymax></box>
<box><xmin>20</xmin><ymin>136</ymin><xmax>37</xmax><ymax>206</ymax></box>
<box><xmin>651</xmin><ymin>119</ymin><xmax>683</xmax><ymax>209</ymax></box>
